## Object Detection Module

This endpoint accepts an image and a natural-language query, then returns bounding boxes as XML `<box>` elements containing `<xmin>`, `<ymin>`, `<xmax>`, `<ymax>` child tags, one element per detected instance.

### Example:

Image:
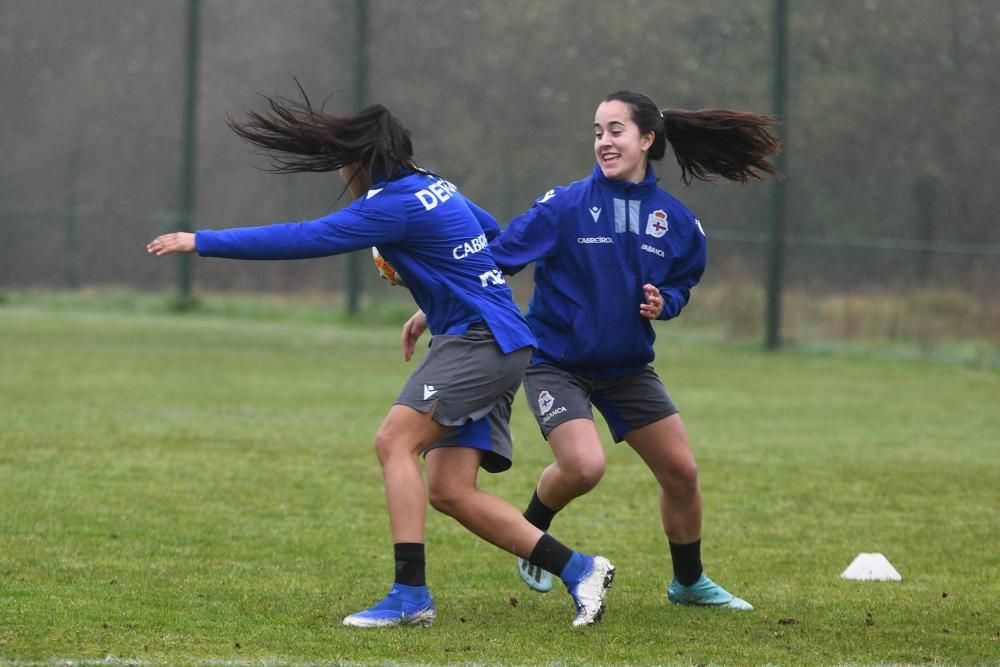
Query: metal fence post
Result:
<box><xmin>345</xmin><ymin>0</ymin><xmax>369</xmax><ymax>315</ymax></box>
<box><xmin>176</xmin><ymin>0</ymin><xmax>202</xmax><ymax>309</ymax></box>
<box><xmin>66</xmin><ymin>142</ymin><xmax>81</xmax><ymax>288</ymax></box>
<box><xmin>765</xmin><ymin>0</ymin><xmax>789</xmax><ymax>350</ymax></box>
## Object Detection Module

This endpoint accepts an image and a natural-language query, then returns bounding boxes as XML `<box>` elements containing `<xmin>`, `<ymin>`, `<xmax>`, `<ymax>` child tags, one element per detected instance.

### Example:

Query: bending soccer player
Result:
<box><xmin>147</xmin><ymin>85</ymin><xmax>615</xmax><ymax>627</ymax></box>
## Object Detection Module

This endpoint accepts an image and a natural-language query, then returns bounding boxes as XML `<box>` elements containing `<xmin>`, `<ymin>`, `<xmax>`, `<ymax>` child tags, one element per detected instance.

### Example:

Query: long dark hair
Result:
<box><xmin>603</xmin><ymin>90</ymin><xmax>781</xmax><ymax>185</ymax></box>
<box><xmin>227</xmin><ymin>81</ymin><xmax>423</xmax><ymax>181</ymax></box>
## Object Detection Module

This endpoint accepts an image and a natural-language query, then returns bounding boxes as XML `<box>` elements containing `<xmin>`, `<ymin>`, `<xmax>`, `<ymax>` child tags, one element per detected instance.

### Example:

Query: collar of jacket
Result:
<box><xmin>591</xmin><ymin>163</ymin><xmax>659</xmax><ymax>197</ymax></box>
<box><xmin>371</xmin><ymin>166</ymin><xmax>417</xmax><ymax>186</ymax></box>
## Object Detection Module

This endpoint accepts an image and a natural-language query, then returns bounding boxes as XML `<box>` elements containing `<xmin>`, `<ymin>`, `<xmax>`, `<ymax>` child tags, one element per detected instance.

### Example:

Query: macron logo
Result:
<box><xmin>423</xmin><ymin>384</ymin><xmax>438</xmax><ymax>400</ymax></box>
<box><xmin>538</xmin><ymin>189</ymin><xmax>556</xmax><ymax>204</ymax></box>
<box><xmin>589</xmin><ymin>207</ymin><xmax>601</xmax><ymax>222</ymax></box>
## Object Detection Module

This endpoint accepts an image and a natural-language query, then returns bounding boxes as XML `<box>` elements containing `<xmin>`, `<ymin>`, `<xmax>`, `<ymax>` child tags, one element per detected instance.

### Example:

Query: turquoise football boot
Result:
<box><xmin>517</xmin><ymin>556</ymin><xmax>554</xmax><ymax>593</ymax></box>
<box><xmin>667</xmin><ymin>573</ymin><xmax>753</xmax><ymax>610</ymax></box>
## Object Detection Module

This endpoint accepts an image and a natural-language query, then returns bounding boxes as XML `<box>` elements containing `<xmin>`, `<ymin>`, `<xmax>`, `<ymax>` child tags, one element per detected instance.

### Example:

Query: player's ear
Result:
<box><xmin>640</xmin><ymin>130</ymin><xmax>655</xmax><ymax>153</ymax></box>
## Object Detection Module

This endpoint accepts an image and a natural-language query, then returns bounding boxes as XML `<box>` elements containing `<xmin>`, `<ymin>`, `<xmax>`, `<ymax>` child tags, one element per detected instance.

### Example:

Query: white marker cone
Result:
<box><xmin>841</xmin><ymin>553</ymin><xmax>902</xmax><ymax>581</ymax></box>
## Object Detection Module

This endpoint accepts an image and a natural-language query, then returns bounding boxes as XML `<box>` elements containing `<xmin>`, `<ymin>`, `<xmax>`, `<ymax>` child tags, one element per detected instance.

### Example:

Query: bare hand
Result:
<box><xmin>639</xmin><ymin>284</ymin><xmax>664</xmax><ymax>320</ymax></box>
<box><xmin>401</xmin><ymin>309</ymin><xmax>428</xmax><ymax>361</ymax></box>
<box><xmin>147</xmin><ymin>232</ymin><xmax>196</xmax><ymax>256</ymax></box>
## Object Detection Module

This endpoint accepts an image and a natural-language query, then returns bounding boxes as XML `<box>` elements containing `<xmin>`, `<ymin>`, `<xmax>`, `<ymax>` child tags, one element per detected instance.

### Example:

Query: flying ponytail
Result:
<box><xmin>227</xmin><ymin>80</ymin><xmax>423</xmax><ymax>181</ymax></box>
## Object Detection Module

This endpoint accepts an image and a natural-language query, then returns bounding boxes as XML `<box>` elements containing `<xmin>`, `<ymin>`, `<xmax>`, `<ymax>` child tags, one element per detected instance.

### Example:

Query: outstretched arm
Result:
<box><xmin>145</xmin><ymin>198</ymin><xmax>405</xmax><ymax>262</ymax></box>
<box><xmin>147</xmin><ymin>169</ymin><xmax>390</xmax><ymax>261</ymax></box>
<box><xmin>147</xmin><ymin>232</ymin><xmax>195</xmax><ymax>256</ymax></box>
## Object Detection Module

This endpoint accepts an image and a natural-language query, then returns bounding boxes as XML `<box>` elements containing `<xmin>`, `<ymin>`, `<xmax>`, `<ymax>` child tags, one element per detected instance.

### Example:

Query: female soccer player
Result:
<box><xmin>488</xmin><ymin>90</ymin><xmax>780</xmax><ymax>609</ymax></box>
<box><xmin>147</xmin><ymin>88</ymin><xmax>615</xmax><ymax>627</ymax></box>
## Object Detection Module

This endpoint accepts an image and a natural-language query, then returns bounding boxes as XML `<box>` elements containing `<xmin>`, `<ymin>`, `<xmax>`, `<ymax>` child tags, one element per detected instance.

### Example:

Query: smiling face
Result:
<box><xmin>594</xmin><ymin>100</ymin><xmax>655</xmax><ymax>183</ymax></box>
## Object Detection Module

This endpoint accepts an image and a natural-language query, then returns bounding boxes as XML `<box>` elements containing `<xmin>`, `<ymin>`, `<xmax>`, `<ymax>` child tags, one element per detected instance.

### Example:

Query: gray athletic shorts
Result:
<box><xmin>396</xmin><ymin>323</ymin><xmax>532</xmax><ymax>473</ymax></box>
<box><xmin>523</xmin><ymin>364</ymin><xmax>679</xmax><ymax>443</ymax></box>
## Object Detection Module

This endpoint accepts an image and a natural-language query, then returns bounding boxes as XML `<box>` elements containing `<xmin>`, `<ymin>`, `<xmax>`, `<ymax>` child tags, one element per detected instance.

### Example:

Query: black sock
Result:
<box><xmin>394</xmin><ymin>542</ymin><xmax>426</xmax><ymax>587</ymax></box>
<box><xmin>669</xmin><ymin>539</ymin><xmax>703</xmax><ymax>586</ymax></box>
<box><xmin>528</xmin><ymin>533</ymin><xmax>573</xmax><ymax>576</ymax></box>
<box><xmin>523</xmin><ymin>490</ymin><xmax>558</xmax><ymax>532</ymax></box>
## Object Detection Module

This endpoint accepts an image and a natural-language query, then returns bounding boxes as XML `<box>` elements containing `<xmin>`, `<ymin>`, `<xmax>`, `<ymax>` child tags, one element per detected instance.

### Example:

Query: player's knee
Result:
<box><xmin>566</xmin><ymin>458</ymin><xmax>605</xmax><ymax>493</ymax></box>
<box><xmin>679</xmin><ymin>458</ymin><xmax>699</xmax><ymax>485</ymax></box>
<box><xmin>427</xmin><ymin>482</ymin><xmax>465</xmax><ymax>517</ymax></box>
<box><xmin>373</xmin><ymin>427</ymin><xmax>404</xmax><ymax>464</ymax></box>
<box><xmin>667</xmin><ymin>460</ymin><xmax>699</xmax><ymax>498</ymax></box>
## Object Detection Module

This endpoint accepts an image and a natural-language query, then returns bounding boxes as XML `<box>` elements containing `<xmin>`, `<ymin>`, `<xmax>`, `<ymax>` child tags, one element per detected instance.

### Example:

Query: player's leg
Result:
<box><xmin>344</xmin><ymin>325</ymin><xmax>514</xmax><ymax>628</ymax></box>
<box><xmin>426</xmin><ymin>446</ymin><xmax>543</xmax><ymax>555</ymax></box>
<box><xmin>373</xmin><ymin>403</ymin><xmax>450</xmax><ymax>543</ymax></box>
<box><xmin>514</xmin><ymin>419</ymin><xmax>606</xmax><ymax>592</ymax></box>
<box><xmin>516</xmin><ymin>366</ymin><xmax>605</xmax><ymax>592</ymax></box>
<box><xmin>425</xmin><ymin>445</ymin><xmax>615</xmax><ymax>626</ymax></box>
<box><xmin>342</xmin><ymin>403</ymin><xmax>449</xmax><ymax>628</ymax></box>
<box><xmin>625</xmin><ymin>413</ymin><xmax>752</xmax><ymax>611</ymax></box>
<box><xmin>624</xmin><ymin>414</ymin><xmax>701</xmax><ymax>543</ymax></box>
<box><xmin>591</xmin><ymin>366</ymin><xmax>752</xmax><ymax>611</ymax></box>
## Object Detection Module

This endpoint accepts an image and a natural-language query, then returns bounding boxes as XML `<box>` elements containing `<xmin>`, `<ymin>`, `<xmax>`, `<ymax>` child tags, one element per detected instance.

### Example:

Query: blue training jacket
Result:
<box><xmin>489</xmin><ymin>164</ymin><xmax>705</xmax><ymax>377</ymax></box>
<box><xmin>195</xmin><ymin>171</ymin><xmax>536</xmax><ymax>355</ymax></box>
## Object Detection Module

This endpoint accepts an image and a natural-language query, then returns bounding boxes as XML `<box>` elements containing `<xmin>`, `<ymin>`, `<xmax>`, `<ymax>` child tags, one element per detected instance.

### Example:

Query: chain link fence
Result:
<box><xmin>1</xmin><ymin>0</ymin><xmax>997</xmax><ymax>363</ymax></box>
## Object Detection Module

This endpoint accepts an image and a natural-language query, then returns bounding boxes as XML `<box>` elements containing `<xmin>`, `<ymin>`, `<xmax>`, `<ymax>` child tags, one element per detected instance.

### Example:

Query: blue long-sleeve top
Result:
<box><xmin>196</xmin><ymin>170</ymin><xmax>536</xmax><ymax>355</ymax></box>
<box><xmin>488</xmin><ymin>164</ymin><xmax>705</xmax><ymax>377</ymax></box>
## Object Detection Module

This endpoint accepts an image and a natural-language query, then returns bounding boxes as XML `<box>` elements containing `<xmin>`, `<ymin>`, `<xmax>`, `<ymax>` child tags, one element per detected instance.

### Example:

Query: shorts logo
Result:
<box><xmin>542</xmin><ymin>406</ymin><xmax>567</xmax><ymax>424</ymax></box>
<box><xmin>423</xmin><ymin>384</ymin><xmax>438</xmax><ymax>400</ymax></box>
<box><xmin>646</xmin><ymin>210</ymin><xmax>669</xmax><ymax>238</ymax></box>
<box><xmin>538</xmin><ymin>390</ymin><xmax>555</xmax><ymax>414</ymax></box>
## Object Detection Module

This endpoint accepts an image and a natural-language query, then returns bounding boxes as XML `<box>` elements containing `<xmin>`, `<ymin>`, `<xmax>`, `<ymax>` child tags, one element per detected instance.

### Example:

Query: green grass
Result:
<box><xmin>1</xmin><ymin>297</ymin><xmax>998</xmax><ymax>666</ymax></box>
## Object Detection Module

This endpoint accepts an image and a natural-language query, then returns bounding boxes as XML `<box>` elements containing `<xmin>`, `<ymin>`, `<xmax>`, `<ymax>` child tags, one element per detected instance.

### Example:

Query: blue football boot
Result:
<box><xmin>342</xmin><ymin>584</ymin><xmax>436</xmax><ymax>627</ymax></box>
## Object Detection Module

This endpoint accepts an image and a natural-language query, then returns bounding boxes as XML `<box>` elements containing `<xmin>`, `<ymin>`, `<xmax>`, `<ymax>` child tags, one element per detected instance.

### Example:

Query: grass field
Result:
<box><xmin>1</xmin><ymin>296</ymin><xmax>998</xmax><ymax>666</ymax></box>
